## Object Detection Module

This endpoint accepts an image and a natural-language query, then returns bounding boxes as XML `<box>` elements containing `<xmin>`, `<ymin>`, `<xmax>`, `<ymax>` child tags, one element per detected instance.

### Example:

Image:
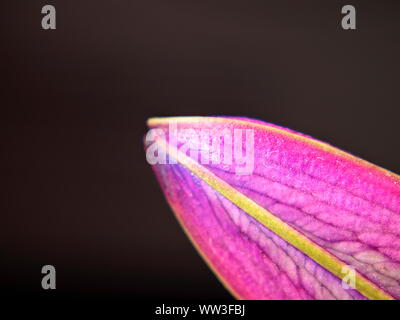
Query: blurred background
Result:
<box><xmin>1</xmin><ymin>1</ymin><xmax>399</xmax><ymax>301</ymax></box>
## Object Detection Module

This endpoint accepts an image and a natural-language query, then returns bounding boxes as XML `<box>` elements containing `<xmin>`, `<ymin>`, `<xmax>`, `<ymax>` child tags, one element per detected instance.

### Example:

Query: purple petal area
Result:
<box><xmin>152</xmin><ymin>162</ymin><xmax>365</xmax><ymax>299</ymax></box>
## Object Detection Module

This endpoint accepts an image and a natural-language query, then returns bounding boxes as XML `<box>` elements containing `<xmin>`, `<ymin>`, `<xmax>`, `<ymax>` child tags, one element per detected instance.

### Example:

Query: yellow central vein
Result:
<box><xmin>154</xmin><ymin>136</ymin><xmax>394</xmax><ymax>300</ymax></box>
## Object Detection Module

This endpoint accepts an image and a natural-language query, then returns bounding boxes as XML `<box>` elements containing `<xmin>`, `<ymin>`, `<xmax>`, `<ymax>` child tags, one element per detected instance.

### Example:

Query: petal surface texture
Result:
<box><xmin>145</xmin><ymin>116</ymin><xmax>400</xmax><ymax>300</ymax></box>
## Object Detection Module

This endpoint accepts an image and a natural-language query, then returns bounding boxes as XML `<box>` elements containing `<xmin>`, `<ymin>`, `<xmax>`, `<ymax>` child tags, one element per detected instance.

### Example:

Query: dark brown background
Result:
<box><xmin>1</xmin><ymin>1</ymin><xmax>399</xmax><ymax>301</ymax></box>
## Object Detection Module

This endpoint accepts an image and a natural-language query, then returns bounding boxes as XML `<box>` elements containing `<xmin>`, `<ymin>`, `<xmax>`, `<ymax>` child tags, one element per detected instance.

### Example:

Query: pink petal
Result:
<box><xmin>145</xmin><ymin>116</ymin><xmax>400</xmax><ymax>300</ymax></box>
